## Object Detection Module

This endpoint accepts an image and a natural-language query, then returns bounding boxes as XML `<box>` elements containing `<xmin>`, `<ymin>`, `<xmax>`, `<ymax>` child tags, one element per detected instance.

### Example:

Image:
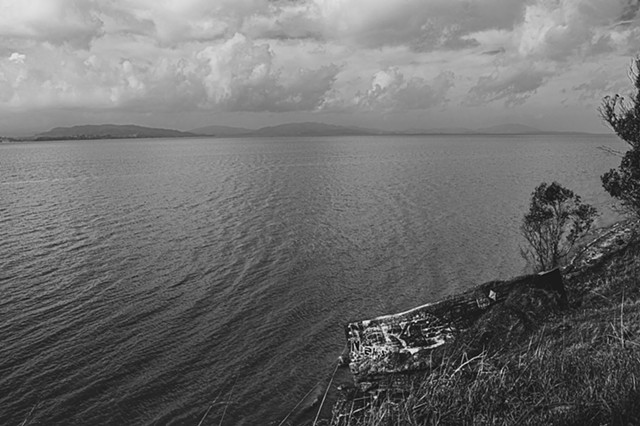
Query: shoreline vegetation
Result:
<box><xmin>325</xmin><ymin>219</ymin><xmax>640</xmax><ymax>426</ymax></box>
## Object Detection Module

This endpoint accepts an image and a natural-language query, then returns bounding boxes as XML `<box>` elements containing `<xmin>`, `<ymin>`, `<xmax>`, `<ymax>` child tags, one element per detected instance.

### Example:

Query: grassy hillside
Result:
<box><xmin>329</xmin><ymin>222</ymin><xmax>640</xmax><ymax>426</ymax></box>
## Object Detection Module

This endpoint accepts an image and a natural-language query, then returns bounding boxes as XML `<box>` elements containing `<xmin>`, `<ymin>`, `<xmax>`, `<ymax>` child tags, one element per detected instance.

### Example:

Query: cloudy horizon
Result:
<box><xmin>1</xmin><ymin>0</ymin><xmax>639</xmax><ymax>136</ymax></box>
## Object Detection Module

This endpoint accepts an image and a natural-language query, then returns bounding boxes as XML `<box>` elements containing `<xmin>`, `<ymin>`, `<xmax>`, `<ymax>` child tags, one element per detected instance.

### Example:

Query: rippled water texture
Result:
<box><xmin>0</xmin><ymin>135</ymin><xmax>625</xmax><ymax>425</ymax></box>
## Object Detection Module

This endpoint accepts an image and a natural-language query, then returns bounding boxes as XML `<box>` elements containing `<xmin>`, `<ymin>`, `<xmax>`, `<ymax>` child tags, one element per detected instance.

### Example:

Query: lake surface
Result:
<box><xmin>0</xmin><ymin>134</ymin><xmax>626</xmax><ymax>425</ymax></box>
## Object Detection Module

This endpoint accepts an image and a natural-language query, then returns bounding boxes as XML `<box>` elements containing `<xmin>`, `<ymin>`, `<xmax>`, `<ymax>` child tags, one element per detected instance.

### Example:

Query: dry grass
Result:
<box><xmin>331</xmin><ymin>237</ymin><xmax>640</xmax><ymax>426</ymax></box>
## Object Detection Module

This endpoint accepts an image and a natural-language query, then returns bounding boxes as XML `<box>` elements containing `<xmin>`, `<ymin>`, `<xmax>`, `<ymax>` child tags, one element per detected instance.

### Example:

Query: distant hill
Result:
<box><xmin>32</xmin><ymin>121</ymin><xmax>603</xmax><ymax>141</ymax></box>
<box><xmin>35</xmin><ymin>124</ymin><xmax>196</xmax><ymax>140</ymax></box>
<box><xmin>189</xmin><ymin>125</ymin><xmax>253</xmax><ymax>137</ymax></box>
<box><xmin>34</xmin><ymin>122</ymin><xmax>382</xmax><ymax>141</ymax></box>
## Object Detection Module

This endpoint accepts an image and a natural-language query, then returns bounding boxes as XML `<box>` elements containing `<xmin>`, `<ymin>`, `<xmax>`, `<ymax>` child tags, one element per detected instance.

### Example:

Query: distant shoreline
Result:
<box><xmin>1</xmin><ymin>122</ymin><xmax>612</xmax><ymax>142</ymax></box>
<box><xmin>4</xmin><ymin>131</ymin><xmax>612</xmax><ymax>143</ymax></box>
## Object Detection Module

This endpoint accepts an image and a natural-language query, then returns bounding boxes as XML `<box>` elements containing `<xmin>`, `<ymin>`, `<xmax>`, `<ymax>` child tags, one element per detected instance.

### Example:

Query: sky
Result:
<box><xmin>0</xmin><ymin>0</ymin><xmax>639</xmax><ymax>135</ymax></box>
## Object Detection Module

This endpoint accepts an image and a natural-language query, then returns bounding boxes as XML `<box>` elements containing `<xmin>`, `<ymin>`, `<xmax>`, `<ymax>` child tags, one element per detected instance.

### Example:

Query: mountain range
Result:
<box><xmin>35</xmin><ymin>124</ymin><xmax>196</xmax><ymax>140</ymax></box>
<box><xmin>25</xmin><ymin>122</ymin><xmax>602</xmax><ymax>141</ymax></box>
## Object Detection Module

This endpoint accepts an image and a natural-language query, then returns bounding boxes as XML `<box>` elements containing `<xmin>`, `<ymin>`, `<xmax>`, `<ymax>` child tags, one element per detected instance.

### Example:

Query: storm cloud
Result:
<box><xmin>0</xmin><ymin>0</ymin><xmax>639</xmax><ymax>133</ymax></box>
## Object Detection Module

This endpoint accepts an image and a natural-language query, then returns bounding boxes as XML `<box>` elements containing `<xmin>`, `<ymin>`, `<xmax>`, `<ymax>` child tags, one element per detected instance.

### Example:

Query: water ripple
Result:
<box><xmin>0</xmin><ymin>135</ymin><xmax>624</xmax><ymax>425</ymax></box>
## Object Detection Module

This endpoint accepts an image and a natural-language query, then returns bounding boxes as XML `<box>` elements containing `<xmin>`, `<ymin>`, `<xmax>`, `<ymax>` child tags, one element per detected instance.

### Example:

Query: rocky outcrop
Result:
<box><xmin>343</xmin><ymin>269</ymin><xmax>566</xmax><ymax>388</ymax></box>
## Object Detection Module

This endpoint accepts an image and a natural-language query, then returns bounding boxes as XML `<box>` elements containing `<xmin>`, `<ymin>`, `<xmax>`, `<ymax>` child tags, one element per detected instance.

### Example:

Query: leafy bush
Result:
<box><xmin>520</xmin><ymin>182</ymin><xmax>597</xmax><ymax>271</ymax></box>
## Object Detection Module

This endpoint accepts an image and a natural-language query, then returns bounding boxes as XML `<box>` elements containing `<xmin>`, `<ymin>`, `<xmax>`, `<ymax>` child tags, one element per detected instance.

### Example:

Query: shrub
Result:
<box><xmin>520</xmin><ymin>182</ymin><xmax>597</xmax><ymax>271</ymax></box>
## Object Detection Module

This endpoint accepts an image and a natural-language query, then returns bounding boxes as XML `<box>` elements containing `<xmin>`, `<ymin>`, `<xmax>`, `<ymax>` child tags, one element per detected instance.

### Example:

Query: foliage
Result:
<box><xmin>520</xmin><ymin>182</ymin><xmax>597</xmax><ymax>271</ymax></box>
<box><xmin>600</xmin><ymin>57</ymin><xmax>640</xmax><ymax>215</ymax></box>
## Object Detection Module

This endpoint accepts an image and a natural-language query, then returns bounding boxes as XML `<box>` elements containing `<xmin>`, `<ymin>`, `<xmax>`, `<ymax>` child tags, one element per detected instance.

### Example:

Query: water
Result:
<box><xmin>0</xmin><ymin>134</ymin><xmax>625</xmax><ymax>425</ymax></box>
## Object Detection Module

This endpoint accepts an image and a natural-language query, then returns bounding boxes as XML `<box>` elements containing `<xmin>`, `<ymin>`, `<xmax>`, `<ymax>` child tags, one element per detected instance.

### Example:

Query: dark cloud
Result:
<box><xmin>467</xmin><ymin>65</ymin><xmax>553</xmax><ymax>107</ymax></box>
<box><xmin>620</xmin><ymin>0</ymin><xmax>640</xmax><ymax>22</ymax></box>
<box><xmin>482</xmin><ymin>48</ymin><xmax>506</xmax><ymax>55</ymax></box>
<box><xmin>1</xmin><ymin>0</ymin><xmax>639</xmax><ymax>129</ymax></box>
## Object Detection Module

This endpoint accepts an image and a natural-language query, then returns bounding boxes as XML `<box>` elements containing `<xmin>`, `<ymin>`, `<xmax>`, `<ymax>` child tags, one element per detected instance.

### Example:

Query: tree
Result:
<box><xmin>521</xmin><ymin>182</ymin><xmax>598</xmax><ymax>272</ymax></box>
<box><xmin>600</xmin><ymin>57</ymin><xmax>640</xmax><ymax>215</ymax></box>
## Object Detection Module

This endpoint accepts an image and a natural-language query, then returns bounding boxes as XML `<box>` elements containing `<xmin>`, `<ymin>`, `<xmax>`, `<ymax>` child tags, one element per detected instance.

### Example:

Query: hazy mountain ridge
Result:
<box><xmin>27</xmin><ymin>122</ymin><xmax>605</xmax><ymax>141</ymax></box>
<box><xmin>35</xmin><ymin>124</ymin><xmax>196</xmax><ymax>140</ymax></box>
